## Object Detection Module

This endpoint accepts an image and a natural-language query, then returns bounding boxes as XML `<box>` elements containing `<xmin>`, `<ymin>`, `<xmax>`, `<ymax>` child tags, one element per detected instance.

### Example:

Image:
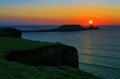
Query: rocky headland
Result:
<box><xmin>0</xmin><ymin>27</ymin><xmax>21</xmax><ymax>38</ymax></box>
<box><xmin>23</xmin><ymin>24</ymin><xmax>99</xmax><ymax>32</ymax></box>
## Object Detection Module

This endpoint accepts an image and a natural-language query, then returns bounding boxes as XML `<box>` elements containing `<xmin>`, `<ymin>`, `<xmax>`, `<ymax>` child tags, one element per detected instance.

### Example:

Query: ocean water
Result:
<box><xmin>5</xmin><ymin>25</ymin><xmax>120</xmax><ymax>79</ymax></box>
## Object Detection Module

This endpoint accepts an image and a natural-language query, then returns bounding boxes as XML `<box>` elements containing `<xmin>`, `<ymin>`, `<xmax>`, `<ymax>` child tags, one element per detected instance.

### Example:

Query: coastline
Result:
<box><xmin>22</xmin><ymin>24</ymin><xmax>99</xmax><ymax>32</ymax></box>
<box><xmin>0</xmin><ymin>27</ymin><xmax>102</xmax><ymax>79</ymax></box>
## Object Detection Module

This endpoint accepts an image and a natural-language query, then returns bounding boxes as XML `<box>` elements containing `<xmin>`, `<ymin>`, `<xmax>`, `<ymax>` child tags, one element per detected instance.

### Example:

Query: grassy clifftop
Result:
<box><xmin>0</xmin><ymin>28</ymin><xmax>102</xmax><ymax>79</ymax></box>
<box><xmin>0</xmin><ymin>37</ymin><xmax>102</xmax><ymax>79</ymax></box>
<box><xmin>4</xmin><ymin>38</ymin><xmax>78</xmax><ymax>68</ymax></box>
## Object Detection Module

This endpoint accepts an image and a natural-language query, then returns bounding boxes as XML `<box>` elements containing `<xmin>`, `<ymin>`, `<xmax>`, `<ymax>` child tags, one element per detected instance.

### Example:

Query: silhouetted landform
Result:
<box><xmin>5</xmin><ymin>44</ymin><xmax>79</xmax><ymax>68</ymax></box>
<box><xmin>88</xmin><ymin>24</ymin><xmax>99</xmax><ymax>30</ymax></box>
<box><xmin>23</xmin><ymin>24</ymin><xmax>99</xmax><ymax>32</ymax></box>
<box><xmin>0</xmin><ymin>27</ymin><xmax>21</xmax><ymax>38</ymax></box>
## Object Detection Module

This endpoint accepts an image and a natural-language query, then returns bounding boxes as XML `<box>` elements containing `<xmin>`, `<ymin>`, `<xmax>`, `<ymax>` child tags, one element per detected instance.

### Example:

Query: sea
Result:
<box><xmin>1</xmin><ymin>25</ymin><xmax>120</xmax><ymax>79</ymax></box>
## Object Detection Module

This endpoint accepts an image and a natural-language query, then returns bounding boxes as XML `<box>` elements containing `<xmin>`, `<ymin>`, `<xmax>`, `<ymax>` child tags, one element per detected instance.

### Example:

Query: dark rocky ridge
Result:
<box><xmin>23</xmin><ymin>24</ymin><xmax>99</xmax><ymax>32</ymax></box>
<box><xmin>5</xmin><ymin>44</ymin><xmax>79</xmax><ymax>68</ymax></box>
<box><xmin>0</xmin><ymin>27</ymin><xmax>22</xmax><ymax>38</ymax></box>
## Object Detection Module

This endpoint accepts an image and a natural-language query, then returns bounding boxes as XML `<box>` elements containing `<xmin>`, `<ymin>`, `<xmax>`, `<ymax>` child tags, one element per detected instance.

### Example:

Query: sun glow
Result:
<box><xmin>89</xmin><ymin>20</ymin><xmax>93</xmax><ymax>24</ymax></box>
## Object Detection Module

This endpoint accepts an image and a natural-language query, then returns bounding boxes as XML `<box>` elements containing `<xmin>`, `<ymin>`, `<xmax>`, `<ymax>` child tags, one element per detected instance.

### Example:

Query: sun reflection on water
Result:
<box><xmin>81</xmin><ymin>56</ymin><xmax>92</xmax><ymax>64</ymax></box>
<box><xmin>81</xmin><ymin>34</ymin><xmax>93</xmax><ymax>64</ymax></box>
<box><xmin>84</xmin><ymin>49</ymin><xmax>92</xmax><ymax>54</ymax></box>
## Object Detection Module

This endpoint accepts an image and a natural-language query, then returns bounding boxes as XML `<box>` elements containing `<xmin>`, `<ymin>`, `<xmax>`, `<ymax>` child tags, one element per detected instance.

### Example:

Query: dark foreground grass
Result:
<box><xmin>0</xmin><ymin>37</ymin><xmax>102</xmax><ymax>79</ymax></box>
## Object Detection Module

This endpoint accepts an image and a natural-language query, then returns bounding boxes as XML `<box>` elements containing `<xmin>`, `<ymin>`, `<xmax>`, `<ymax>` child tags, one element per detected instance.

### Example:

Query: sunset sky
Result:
<box><xmin>0</xmin><ymin>0</ymin><xmax>120</xmax><ymax>25</ymax></box>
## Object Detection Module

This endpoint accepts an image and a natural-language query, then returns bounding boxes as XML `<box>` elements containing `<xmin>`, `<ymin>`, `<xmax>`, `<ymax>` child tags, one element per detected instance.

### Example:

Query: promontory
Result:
<box><xmin>23</xmin><ymin>24</ymin><xmax>99</xmax><ymax>32</ymax></box>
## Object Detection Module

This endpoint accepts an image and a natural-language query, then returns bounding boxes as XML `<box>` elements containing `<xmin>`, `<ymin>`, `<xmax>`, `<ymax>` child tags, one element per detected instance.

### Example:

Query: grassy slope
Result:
<box><xmin>0</xmin><ymin>37</ymin><xmax>102</xmax><ymax>79</ymax></box>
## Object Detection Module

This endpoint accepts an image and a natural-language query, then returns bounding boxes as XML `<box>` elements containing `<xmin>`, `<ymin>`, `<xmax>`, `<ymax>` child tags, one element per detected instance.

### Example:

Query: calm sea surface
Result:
<box><xmin>5</xmin><ymin>25</ymin><xmax>120</xmax><ymax>79</ymax></box>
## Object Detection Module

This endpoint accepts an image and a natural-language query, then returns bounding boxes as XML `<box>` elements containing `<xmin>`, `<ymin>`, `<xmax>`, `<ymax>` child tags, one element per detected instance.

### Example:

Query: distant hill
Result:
<box><xmin>23</xmin><ymin>24</ymin><xmax>99</xmax><ymax>32</ymax></box>
<box><xmin>52</xmin><ymin>25</ymin><xmax>86</xmax><ymax>31</ymax></box>
<box><xmin>0</xmin><ymin>27</ymin><xmax>21</xmax><ymax>38</ymax></box>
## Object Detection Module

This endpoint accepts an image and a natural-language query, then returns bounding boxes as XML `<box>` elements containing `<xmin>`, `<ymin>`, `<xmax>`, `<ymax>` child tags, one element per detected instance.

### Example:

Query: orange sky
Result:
<box><xmin>0</xmin><ymin>4</ymin><xmax>120</xmax><ymax>25</ymax></box>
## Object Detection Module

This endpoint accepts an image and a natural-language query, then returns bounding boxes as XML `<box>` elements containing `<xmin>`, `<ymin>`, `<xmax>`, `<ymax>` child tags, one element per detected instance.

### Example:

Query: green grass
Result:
<box><xmin>0</xmin><ymin>37</ymin><xmax>55</xmax><ymax>51</ymax></box>
<box><xmin>0</xmin><ymin>37</ymin><xmax>102</xmax><ymax>79</ymax></box>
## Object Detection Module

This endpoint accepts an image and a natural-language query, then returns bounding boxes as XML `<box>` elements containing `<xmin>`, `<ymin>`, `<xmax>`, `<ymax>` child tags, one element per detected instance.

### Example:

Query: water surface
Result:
<box><xmin>21</xmin><ymin>26</ymin><xmax>120</xmax><ymax>79</ymax></box>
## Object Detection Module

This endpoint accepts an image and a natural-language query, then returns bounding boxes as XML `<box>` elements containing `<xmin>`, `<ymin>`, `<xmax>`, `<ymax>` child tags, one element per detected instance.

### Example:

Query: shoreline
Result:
<box><xmin>0</xmin><ymin>27</ymin><xmax>103</xmax><ymax>79</ymax></box>
<box><xmin>22</xmin><ymin>24</ymin><xmax>99</xmax><ymax>32</ymax></box>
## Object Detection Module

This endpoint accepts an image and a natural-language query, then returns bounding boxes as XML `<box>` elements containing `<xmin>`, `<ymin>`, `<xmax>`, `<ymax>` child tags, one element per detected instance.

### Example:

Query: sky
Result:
<box><xmin>0</xmin><ymin>0</ymin><xmax>120</xmax><ymax>25</ymax></box>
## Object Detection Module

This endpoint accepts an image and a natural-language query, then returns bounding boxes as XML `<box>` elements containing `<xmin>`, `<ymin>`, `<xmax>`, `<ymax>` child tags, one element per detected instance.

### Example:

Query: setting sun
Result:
<box><xmin>89</xmin><ymin>20</ymin><xmax>93</xmax><ymax>24</ymax></box>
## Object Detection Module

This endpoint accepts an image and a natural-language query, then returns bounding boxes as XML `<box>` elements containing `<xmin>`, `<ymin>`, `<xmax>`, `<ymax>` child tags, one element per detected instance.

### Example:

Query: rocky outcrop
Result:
<box><xmin>0</xmin><ymin>27</ymin><xmax>21</xmax><ymax>38</ymax></box>
<box><xmin>5</xmin><ymin>44</ymin><xmax>79</xmax><ymax>68</ymax></box>
<box><xmin>23</xmin><ymin>24</ymin><xmax>99</xmax><ymax>32</ymax></box>
<box><xmin>51</xmin><ymin>25</ymin><xmax>86</xmax><ymax>31</ymax></box>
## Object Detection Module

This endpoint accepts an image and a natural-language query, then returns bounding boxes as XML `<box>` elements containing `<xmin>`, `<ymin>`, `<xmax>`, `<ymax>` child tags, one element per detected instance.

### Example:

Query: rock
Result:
<box><xmin>5</xmin><ymin>44</ymin><xmax>79</xmax><ymax>68</ymax></box>
<box><xmin>0</xmin><ymin>27</ymin><xmax>22</xmax><ymax>38</ymax></box>
<box><xmin>87</xmin><ymin>24</ymin><xmax>100</xmax><ymax>30</ymax></box>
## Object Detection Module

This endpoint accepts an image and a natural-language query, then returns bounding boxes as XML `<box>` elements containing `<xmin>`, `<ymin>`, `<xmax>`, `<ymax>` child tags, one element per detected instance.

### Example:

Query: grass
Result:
<box><xmin>0</xmin><ymin>37</ymin><xmax>102</xmax><ymax>79</ymax></box>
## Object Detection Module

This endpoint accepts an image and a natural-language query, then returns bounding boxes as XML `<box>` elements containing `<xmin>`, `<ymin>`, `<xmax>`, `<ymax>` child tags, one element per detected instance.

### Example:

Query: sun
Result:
<box><xmin>89</xmin><ymin>20</ymin><xmax>93</xmax><ymax>24</ymax></box>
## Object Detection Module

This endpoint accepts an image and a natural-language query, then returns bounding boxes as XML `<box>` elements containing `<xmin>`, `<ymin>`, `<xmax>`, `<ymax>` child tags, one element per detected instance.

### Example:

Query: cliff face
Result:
<box><xmin>5</xmin><ymin>44</ymin><xmax>79</xmax><ymax>68</ymax></box>
<box><xmin>0</xmin><ymin>27</ymin><xmax>21</xmax><ymax>38</ymax></box>
<box><xmin>0</xmin><ymin>27</ymin><xmax>79</xmax><ymax>68</ymax></box>
<box><xmin>0</xmin><ymin>28</ymin><xmax>103</xmax><ymax>79</ymax></box>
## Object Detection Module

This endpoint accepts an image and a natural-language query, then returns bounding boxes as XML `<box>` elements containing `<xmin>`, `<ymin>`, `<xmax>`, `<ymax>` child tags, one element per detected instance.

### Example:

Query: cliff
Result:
<box><xmin>0</xmin><ymin>37</ymin><xmax>102</xmax><ymax>79</ymax></box>
<box><xmin>5</xmin><ymin>44</ymin><xmax>79</xmax><ymax>68</ymax></box>
<box><xmin>0</xmin><ymin>27</ymin><xmax>22</xmax><ymax>38</ymax></box>
<box><xmin>0</xmin><ymin>27</ymin><xmax>78</xmax><ymax>68</ymax></box>
<box><xmin>0</xmin><ymin>28</ymin><xmax>102</xmax><ymax>79</ymax></box>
